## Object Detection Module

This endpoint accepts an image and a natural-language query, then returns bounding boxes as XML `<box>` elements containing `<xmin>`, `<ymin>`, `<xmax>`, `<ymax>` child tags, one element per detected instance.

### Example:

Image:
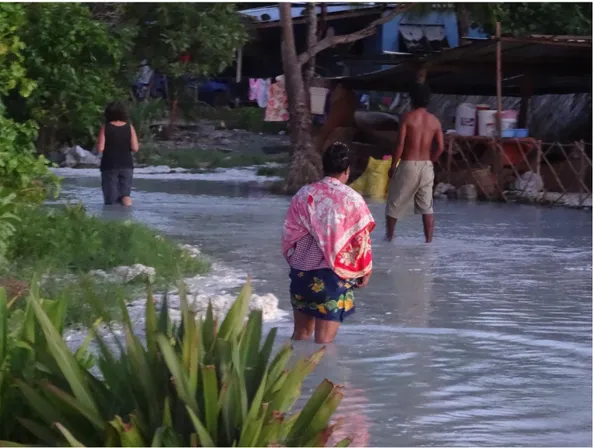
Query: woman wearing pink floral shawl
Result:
<box><xmin>282</xmin><ymin>143</ymin><xmax>376</xmax><ymax>343</ymax></box>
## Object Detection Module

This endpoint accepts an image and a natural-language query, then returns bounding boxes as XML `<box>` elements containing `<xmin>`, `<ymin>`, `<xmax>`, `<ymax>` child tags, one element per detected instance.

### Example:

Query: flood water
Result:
<box><xmin>57</xmin><ymin>173</ymin><xmax>592</xmax><ymax>447</ymax></box>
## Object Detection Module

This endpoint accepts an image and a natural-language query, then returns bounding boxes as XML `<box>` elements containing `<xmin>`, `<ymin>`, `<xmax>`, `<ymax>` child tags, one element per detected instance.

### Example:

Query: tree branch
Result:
<box><xmin>296</xmin><ymin>3</ymin><xmax>414</xmax><ymax>67</ymax></box>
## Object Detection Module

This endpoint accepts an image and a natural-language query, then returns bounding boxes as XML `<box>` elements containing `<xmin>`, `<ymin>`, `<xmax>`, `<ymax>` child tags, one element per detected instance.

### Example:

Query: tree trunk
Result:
<box><xmin>280</xmin><ymin>3</ymin><xmax>322</xmax><ymax>194</ymax></box>
<box><xmin>303</xmin><ymin>2</ymin><xmax>317</xmax><ymax>94</ymax></box>
<box><xmin>280</xmin><ymin>3</ymin><xmax>414</xmax><ymax>193</ymax></box>
<box><xmin>456</xmin><ymin>5</ymin><xmax>470</xmax><ymax>45</ymax></box>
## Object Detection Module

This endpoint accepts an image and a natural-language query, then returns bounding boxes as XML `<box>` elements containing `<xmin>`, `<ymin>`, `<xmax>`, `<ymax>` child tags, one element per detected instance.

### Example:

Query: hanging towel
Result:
<box><xmin>249</xmin><ymin>78</ymin><xmax>258</xmax><ymax>101</ymax></box>
<box><xmin>257</xmin><ymin>79</ymin><xmax>270</xmax><ymax>108</ymax></box>
<box><xmin>265</xmin><ymin>79</ymin><xmax>289</xmax><ymax>122</ymax></box>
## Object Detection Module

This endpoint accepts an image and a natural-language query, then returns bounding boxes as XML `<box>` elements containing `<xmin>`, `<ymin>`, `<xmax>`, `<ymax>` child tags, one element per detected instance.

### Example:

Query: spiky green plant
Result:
<box><xmin>2</xmin><ymin>280</ymin><xmax>351</xmax><ymax>447</ymax></box>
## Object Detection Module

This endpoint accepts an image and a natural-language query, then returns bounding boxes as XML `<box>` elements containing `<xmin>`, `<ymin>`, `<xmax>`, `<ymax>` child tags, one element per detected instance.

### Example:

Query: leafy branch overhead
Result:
<box><xmin>125</xmin><ymin>3</ymin><xmax>247</xmax><ymax>78</ymax></box>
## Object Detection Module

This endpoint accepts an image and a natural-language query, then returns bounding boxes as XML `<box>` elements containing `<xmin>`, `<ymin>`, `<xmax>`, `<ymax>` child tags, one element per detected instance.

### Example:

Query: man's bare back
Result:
<box><xmin>396</xmin><ymin>108</ymin><xmax>444</xmax><ymax>163</ymax></box>
<box><xmin>386</xmin><ymin>83</ymin><xmax>444</xmax><ymax>244</ymax></box>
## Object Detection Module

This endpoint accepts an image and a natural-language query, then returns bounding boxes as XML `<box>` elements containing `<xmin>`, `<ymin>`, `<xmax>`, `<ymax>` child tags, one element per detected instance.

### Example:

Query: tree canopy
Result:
<box><xmin>125</xmin><ymin>3</ymin><xmax>247</xmax><ymax>78</ymax></box>
<box><xmin>496</xmin><ymin>3</ymin><xmax>592</xmax><ymax>36</ymax></box>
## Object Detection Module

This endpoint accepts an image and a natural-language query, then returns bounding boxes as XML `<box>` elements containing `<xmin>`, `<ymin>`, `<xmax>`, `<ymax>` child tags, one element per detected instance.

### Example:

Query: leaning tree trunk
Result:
<box><xmin>280</xmin><ymin>3</ymin><xmax>322</xmax><ymax>194</ymax></box>
<box><xmin>456</xmin><ymin>5</ymin><xmax>470</xmax><ymax>45</ymax></box>
<box><xmin>303</xmin><ymin>3</ymin><xmax>317</xmax><ymax>96</ymax></box>
<box><xmin>279</xmin><ymin>2</ymin><xmax>413</xmax><ymax>193</ymax></box>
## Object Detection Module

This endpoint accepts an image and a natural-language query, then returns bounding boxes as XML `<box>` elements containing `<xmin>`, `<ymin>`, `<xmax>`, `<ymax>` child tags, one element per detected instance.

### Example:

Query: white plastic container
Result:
<box><xmin>455</xmin><ymin>103</ymin><xmax>476</xmax><ymax>136</ymax></box>
<box><xmin>501</xmin><ymin>110</ymin><xmax>518</xmax><ymax>130</ymax></box>
<box><xmin>478</xmin><ymin>109</ymin><xmax>497</xmax><ymax>137</ymax></box>
<box><xmin>502</xmin><ymin>118</ymin><xmax>517</xmax><ymax>130</ymax></box>
<box><xmin>310</xmin><ymin>87</ymin><xmax>329</xmax><ymax>115</ymax></box>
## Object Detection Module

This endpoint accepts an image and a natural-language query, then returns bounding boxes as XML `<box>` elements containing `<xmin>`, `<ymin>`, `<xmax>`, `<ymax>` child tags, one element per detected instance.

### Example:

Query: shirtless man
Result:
<box><xmin>385</xmin><ymin>83</ymin><xmax>444</xmax><ymax>243</ymax></box>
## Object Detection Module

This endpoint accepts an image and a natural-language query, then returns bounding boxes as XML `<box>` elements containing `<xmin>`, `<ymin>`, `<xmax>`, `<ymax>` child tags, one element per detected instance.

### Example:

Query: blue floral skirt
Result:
<box><xmin>289</xmin><ymin>268</ymin><xmax>357</xmax><ymax>322</ymax></box>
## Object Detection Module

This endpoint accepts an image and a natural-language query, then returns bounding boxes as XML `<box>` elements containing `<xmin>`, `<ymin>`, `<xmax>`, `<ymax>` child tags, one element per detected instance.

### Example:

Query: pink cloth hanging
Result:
<box><xmin>265</xmin><ymin>81</ymin><xmax>289</xmax><ymax>122</ymax></box>
<box><xmin>248</xmin><ymin>78</ymin><xmax>258</xmax><ymax>101</ymax></box>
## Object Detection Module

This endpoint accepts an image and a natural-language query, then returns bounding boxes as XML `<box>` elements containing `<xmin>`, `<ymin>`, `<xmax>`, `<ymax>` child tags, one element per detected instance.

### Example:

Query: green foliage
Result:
<box><xmin>1</xmin><ymin>281</ymin><xmax>350</xmax><ymax>446</ymax></box>
<box><xmin>7</xmin><ymin>204</ymin><xmax>209</xmax><ymax>281</ymax></box>
<box><xmin>496</xmin><ymin>3</ymin><xmax>592</xmax><ymax>36</ymax></box>
<box><xmin>405</xmin><ymin>3</ymin><xmax>592</xmax><ymax>36</ymax></box>
<box><xmin>0</xmin><ymin>111</ymin><xmax>59</xmax><ymax>203</ymax></box>
<box><xmin>0</xmin><ymin>4</ymin><xmax>35</xmax><ymax>98</ymax></box>
<box><xmin>0</xmin><ymin>190</ymin><xmax>19</xmax><ymax>267</ymax></box>
<box><xmin>39</xmin><ymin>275</ymin><xmax>134</xmax><ymax>329</ymax></box>
<box><xmin>0</xmin><ymin>4</ymin><xmax>57</xmax><ymax>204</ymax></box>
<box><xmin>16</xmin><ymin>3</ymin><xmax>131</xmax><ymax>149</ymax></box>
<box><xmin>128</xmin><ymin>99</ymin><xmax>167</xmax><ymax>140</ymax></box>
<box><xmin>0</xmin><ymin>285</ymin><xmax>77</xmax><ymax>443</ymax></box>
<box><xmin>126</xmin><ymin>3</ymin><xmax>247</xmax><ymax>79</ymax></box>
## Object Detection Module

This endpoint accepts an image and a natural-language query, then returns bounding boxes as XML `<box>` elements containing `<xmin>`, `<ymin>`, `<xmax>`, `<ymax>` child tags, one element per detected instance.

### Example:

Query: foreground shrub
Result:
<box><xmin>1</xmin><ymin>281</ymin><xmax>350</xmax><ymax>446</ymax></box>
<box><xmin>0</xmin><ymin>190</ymin><xmax>19</xmax><ymax>267</ymax></box>
<box><xmin>7</xmin><ymin>203</ymin><xmax>209</xmax><ymax>281</ymax></box>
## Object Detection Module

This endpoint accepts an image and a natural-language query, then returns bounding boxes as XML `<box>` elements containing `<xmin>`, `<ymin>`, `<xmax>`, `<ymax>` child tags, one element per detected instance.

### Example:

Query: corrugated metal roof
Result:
<box><xmin>330</xmin><ymin>36</ymin><xmax>592</xmax><ymax>96</ymax></box>
<box><xmin>239</xmin><ymin>4</ymin><xmax>383</xmax><ymax>24</ymax></box>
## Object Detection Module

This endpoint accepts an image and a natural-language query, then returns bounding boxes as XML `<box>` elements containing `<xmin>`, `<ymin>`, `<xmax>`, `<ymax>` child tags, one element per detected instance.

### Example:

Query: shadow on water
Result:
<box><xmin>56</xmin><ymin>176</ymin><xmax>592</xmax><ymax>447</ymax></box>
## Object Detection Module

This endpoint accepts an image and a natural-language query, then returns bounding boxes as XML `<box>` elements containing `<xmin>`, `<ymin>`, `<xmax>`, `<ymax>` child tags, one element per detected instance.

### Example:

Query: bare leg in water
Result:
<box><xmin>314</xmin><ymin>319</ymin><xmax>340</xmax><ymax>344</ymax></box>
<box><xmin>385</xmin><ymin>215</ymin><xmax>397</xmax><ymax>242</ymax></box>
<box><xmin>387</xmin><ymin>214</ymin><xmax>434</xmax><ymax>243</ymax></box>
<box><xmin>292</xmin><ymin>309</ymin><xmax>314</xmax><ymax>340</ymax></box>
<box><xmin>292</xmin><ymin>309</ymin><xmax>340</xmax><ymax>344</ymax></box>
<box><xmin>423</xmin><ymin>214</ymin><xmax>434</xmax><ymax>243</ymax></box>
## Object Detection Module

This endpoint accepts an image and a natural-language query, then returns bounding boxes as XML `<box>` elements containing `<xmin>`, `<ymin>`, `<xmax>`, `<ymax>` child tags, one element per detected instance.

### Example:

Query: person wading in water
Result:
<box><xmin>282</xmin><ymin>143</ymin><xmax>375</xmax><ymax>344</ymax></box>
<box><xmin>385</xmin><ymin>83</ymin><xmax>444</xmax><ymax>243</ymax></box>
<box><xmin>96</xmin><ymin>101</ymin><xmax>139</xmax><ymax>207</ymax></box>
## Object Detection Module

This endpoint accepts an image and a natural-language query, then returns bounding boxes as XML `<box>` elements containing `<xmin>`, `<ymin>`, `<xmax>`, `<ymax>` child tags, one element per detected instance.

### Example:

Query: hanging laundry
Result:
<box><xmin>310</xmin><ymin>87</ymin><xmax>329</xmax><ymax>115</ymax></box>
<box><xmin>257</xmin><ymin>78</ymin><xmax>270</xmax><ymax>108</ymax></box>
<box><xmin>249</xmin><ymin>78</ymin><xmax>258</xmax><ymax>101</ymax></box>
<box><xmin>265</xmin><ymin>76</ymin><xmax>289</xmax><ymax>122</ymax></box>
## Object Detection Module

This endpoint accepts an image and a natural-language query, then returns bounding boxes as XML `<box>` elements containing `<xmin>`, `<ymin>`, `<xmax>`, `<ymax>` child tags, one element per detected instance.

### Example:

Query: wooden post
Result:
<box><xmin>235</xmin><ymin>47</ymin><xmax>243</xmax><ymax>108</ymax></box>
<box><xmin>495</xmin><ymin>22</ymin><xmax>503</xmax><ymax>138</ymax></box>
<box><xmin>495</xmin><ymin>23</ymin><xmax>503</xmax><ymax>136</ymax></box>
<box><xmin>578</xmin><ymin>140</ymin><xmax>586</xmax><ymax>205</ymax></box>
<box><xmin>447</xmin><ymin>137</ymin><xmax>453</xmax><ymax>185</ymax></box>
<box><xmin>535</xmin><ymin>140</ymin><xmax>542</xmax><ymax>179</ymax></box>
<box><xmin>493</xmin><ymin>22</ymin><xmax>503</xmax><ymax>194</ymax></box>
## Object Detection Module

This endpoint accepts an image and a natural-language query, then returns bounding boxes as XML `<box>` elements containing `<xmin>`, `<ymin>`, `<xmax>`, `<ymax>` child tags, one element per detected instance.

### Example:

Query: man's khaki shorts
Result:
<box><xmin>386</xmin><ymin>160</ymin><xmax>434</xmax><ymax>219</ymax></box>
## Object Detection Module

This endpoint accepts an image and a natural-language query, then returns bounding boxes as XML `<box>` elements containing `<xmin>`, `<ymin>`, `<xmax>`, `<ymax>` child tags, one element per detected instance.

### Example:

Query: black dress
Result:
<box><xmin>100</xmin><ymin>122</ymin><xmax>134</xmax><ymax>205</ymax></box>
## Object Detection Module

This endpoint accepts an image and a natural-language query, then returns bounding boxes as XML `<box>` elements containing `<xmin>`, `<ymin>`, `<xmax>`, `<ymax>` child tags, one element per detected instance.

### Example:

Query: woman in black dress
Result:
<box><xmin>96</xmin><ymin>101</ymin><xmax>140</xmax><ymax>206</ymax></box>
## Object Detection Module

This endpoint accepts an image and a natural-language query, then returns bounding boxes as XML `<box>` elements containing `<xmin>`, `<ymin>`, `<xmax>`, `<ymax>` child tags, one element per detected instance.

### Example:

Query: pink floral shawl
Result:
<box><xmin>282</xmin><ymin>177</ymin><xmax>375</xmax><ymax>279</ymax></box>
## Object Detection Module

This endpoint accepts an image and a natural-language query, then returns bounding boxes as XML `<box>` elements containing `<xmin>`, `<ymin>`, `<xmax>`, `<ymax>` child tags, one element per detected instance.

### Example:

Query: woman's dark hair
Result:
<box><xmin>323</xmin><ymin>142</ymin><xmax>351</xmax><ymax>176</ymax></box>
<box><xmin>410</xmin><ymin>83</ymin><xmax>430</xmax><ymax>109</ymax></box>
<box><xmin>104</xmin><ymin>101</ymin><xmax>128</xmax><ymax>123</ymax></box>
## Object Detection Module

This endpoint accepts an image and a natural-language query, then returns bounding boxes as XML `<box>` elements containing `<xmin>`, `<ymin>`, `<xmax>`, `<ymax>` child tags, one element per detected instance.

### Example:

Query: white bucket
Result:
<box><xmin>478</xmin><ymin>109</ymin><xmax>497</xmax><ymax>137</ymax></box>
<box><xmin>501</xmin><ymin>110</ymin><xmax>518</xmax><ymax>130</ymax></box>
<box><xmin>455</xmin><ymin>103</ymin><xmax>476</xmax><ymax>136</ymax></box>
<box><xmin>502</xmin><ymin>117</ymin><xmax>517</xmax><ymax>130</ymax></box>
<box><xmin>310</xmin><ymin>87</ymin><xmax>329</xmax><ymax>115</ymax></box>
